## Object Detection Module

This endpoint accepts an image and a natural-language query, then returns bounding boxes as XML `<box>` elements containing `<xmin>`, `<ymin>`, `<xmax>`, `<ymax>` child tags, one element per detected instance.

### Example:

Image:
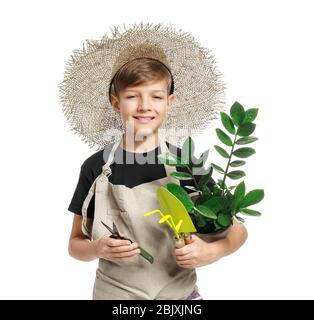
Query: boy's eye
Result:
<box><xmin>126</xmin><ymin>96</ymin><xmax>162</xmax><ymax>99</ymax></box>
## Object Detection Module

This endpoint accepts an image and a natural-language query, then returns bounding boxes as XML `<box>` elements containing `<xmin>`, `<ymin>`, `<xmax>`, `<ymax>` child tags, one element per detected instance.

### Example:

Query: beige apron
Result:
<box><xmin>81</xmin><ymin>136</ymin><xmax>198</xmax><ymax>300</ymax></box>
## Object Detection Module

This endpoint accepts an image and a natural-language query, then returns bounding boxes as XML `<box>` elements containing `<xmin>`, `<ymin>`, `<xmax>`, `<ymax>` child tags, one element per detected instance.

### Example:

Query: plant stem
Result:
<box><xmin>221</xmin><ymin>131</ymin><xmax>238</xmax><ymax>196</ymax></box>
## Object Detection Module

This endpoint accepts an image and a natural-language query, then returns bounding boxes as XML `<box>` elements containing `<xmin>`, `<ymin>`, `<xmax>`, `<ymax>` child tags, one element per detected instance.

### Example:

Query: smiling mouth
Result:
<box><xmin>133</xmin><ymin>116</ymin><xmax>155</xmax><ymax>123</ymax></box>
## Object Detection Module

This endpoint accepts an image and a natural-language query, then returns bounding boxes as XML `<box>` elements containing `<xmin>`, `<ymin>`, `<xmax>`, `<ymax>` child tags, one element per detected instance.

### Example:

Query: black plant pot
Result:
<box><xmin>195</xmin><ymin>224</ymin><xmax>232</xmax><ymax>243</ymax></box>
<box><xmin>190</xmin><ymin>194</ymin><xmax>232</xmax><ymax>242</ymax></box>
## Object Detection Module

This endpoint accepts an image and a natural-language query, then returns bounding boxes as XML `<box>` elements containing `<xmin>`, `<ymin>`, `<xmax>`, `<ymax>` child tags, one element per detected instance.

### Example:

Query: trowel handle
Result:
<box><xmin>175</xmin><ymin>237</ymin><xmax>185</xmax><ymax>248</ymax></box>
<box><xmin>175</xmin><ymin>233</ymin><xmax>193</xmax><ymax>248</ymax></box>
<box><xmin>184</xmin><ymin>233</ymin><xmax>193</xmax><ymax>245</ymax></box>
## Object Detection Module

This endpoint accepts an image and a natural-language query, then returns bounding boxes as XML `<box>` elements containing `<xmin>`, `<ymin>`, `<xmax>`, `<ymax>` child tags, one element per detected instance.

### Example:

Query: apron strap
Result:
<box><xmin>82</xmin><ymin>137</ymin><xmax>122</xmax><ymax>238</ymax></box>
<box><xmin>81</xmin><ymin>179</ymin><xmax>96</xmax><ymax>238</ymax></box>
<box><xmin>101</xmin><ymin>137</ymin><xmax>122</xmax><ymax>176</ymax></box>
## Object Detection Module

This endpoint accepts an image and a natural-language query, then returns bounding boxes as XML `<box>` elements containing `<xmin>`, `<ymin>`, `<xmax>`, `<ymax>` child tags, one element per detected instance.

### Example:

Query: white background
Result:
<box><xmin>0</xmin><ymin>0</ymin><xmax>313</xmax><ymax>300</ymax></box>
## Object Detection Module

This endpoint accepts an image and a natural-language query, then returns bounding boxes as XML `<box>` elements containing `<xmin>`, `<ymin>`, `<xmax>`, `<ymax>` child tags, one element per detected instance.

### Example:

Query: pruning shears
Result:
<box><xmin>100</xmin><ymin>220</ymin><xmax>154</xmax><ymax>264</ymax></box>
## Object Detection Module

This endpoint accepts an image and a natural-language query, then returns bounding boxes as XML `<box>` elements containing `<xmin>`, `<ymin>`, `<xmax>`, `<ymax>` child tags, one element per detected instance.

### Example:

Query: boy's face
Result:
<box><xmin>111</xmin><ymin>79</ymin><xmax>174</xmax><ymax>138</ymax></box>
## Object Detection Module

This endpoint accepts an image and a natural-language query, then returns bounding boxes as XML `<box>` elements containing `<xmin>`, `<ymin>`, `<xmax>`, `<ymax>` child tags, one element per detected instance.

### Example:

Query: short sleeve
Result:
<box><xmin>67</xmin><ymin>164</ymin><xmax>95</xmax><ymax>218</ymax></box>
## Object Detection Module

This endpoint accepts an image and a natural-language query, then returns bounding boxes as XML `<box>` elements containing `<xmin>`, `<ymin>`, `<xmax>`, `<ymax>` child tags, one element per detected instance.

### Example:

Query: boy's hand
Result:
<box><xmin>174</xmin><ymin>221</ymin><xmax>248</xmax><ymax>268</ymax></box>
<box><xmin>174</xmin><ymin>234</ymin><xmax>222</xmax><ymax>268</ymax></box>
<box><xmin>93</xmin><ymin>234</ymin><xmax>140</xmax><ymax>262</ymax></box>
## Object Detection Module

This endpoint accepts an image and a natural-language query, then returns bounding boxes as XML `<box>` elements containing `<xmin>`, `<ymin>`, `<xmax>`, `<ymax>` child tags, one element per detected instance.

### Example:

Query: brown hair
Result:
<box><xmin>109</xmin><ymin>57</ymin><xmax>174</xmax><ymax>104</ymax></box>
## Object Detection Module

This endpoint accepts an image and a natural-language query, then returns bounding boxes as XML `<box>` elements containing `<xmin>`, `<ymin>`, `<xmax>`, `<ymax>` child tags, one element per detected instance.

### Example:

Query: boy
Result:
<box><xmin>67</xmin><ymin>57</ymin><xmax>247</xmax><ymax>300</ymax></box>
<box><xmin>69</xmin><ymin>58</ymin><xmax>246</xmax><ymax>298</ymax></box>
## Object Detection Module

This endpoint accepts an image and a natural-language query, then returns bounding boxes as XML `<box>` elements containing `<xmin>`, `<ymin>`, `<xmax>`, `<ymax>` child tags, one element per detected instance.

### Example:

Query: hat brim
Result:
<box><xmin>59</xmin><ymin>21</ymin><xmax>226</xmax><ymax>149</ymax></box>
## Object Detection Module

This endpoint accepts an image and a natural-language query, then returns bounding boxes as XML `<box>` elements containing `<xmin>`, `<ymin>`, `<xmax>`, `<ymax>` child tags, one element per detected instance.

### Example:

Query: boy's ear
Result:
<box><xmin>110</xmin><ymin>94</ymin><xmax>120</xmax><ymax>114</ymax></box>
<box><xmin>167</xmin><ymin>94</ymin><xmax>174</xmax><ymax>108</ymax></box>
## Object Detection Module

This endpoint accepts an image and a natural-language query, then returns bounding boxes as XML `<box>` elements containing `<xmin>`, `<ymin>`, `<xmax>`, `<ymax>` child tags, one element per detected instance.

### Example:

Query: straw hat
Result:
<box><xmin>59</xmin><ymin>21</ymin><xmax>226</xmax><ymax>149</ymax></box>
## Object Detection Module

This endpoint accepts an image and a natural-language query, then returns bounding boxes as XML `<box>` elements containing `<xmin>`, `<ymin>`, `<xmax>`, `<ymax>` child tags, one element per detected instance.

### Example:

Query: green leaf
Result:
<box><xmin>184</xmin><ymin>185</ymin><xmax>200</xmax><ymax>192</ymax></box>
<box><xmin>190</xmin><ymin>166</ymin><xmax>206</xmax><ymax>176</ymax></box>
<box><xmin>240</xmin><ymin>189</ymin><xmax>264</xmax><ymax>208</ymax></box>
<box><xmin>216</xmin><ymin>129</ymin><xmax>233</xmax><ymax>146</ymax></box>
<box><xmin>217</xmin><ymin>179</ymin><xmax>224</xmax><ymax>188</ymax></box>
<box><xmin>240</xmin><ymin>208</ymin><xmax>262</xmax><ymax>216</ymax></box>
<box><xmin>214</xmin><ymin>145</ymin><xmax>229</xmax><ymax>158</ymax></box>
<box><xmin>229</xmin><ymin>160</ymin><xmax>246</xmax><ymax>167</ymax></box>
<box><xmin>167</xmin><ymin>145</ymin><xmax>182</xmax><ymax>159</ymax></box>
<box><xmin>235</xmin><ymin>215</ymin><xmax>245</xmax><ymax>223</ymax></box>
<box><xmin>227</xmin><ymin>170</ymin><xmax>246</xmax><ymax>180</ymax></box>
<box><xmin>211</xmin><ymin>163</ymin><xmax>225</xmax><ymax>173</ymax></box>
<box><xmin>233</xmin><ymin>181</ymin><xmax>245</xmax><ymax>211</ymax></box>
<box><xmin>233</xmin><ymin>147</ymin><xmax>256</xmax><ymax>158</ymax></box>
<box><xmin>221</xmin><ymin>112</ymin><xmax>235</xmax><ymax>134</ymax></box>
<box><xmin>192</xmin><ymin>149</ymin><xmax>209</xmax><ymax>168</ymax></box>
<box><xmin>158</xmin><ymin>153</ymin><xmax>186</xmax><ymax>167</ymax></box>
<box><xmin>236</xmin><ymin>136</ymin><xmax>258</xmax><ymax>145</ymax></box>
<box><xmin>230</xmin><ymin>101</ymin><xmax>246</xmax><ymax>126</ymax></box>
<box><xmin>224</xmin><ymin>193</ymin><xmax>234</xmax><ymax>210</ymax></box>
<box><xmin>195</xmin><ymin>214</ymin><xmax>207</xmax><ymax>227</ymax></box>
<box><xmin>237</xmin><ymin>123</ymin><xmax>256</xmax><ymax>137</ymax></box>
<box><xmin>201</xmin><ymin>185</ymin><xmax>211</xmax><ymax>198</ymax></box>
<box><xmin>214</xmin><ymin>220</ymin><xmax>222</xmax><ymax>230</ymax></box>
<box><xmin>181</xmin><ymin>136</ymin><xmax>195</xmax><ymax>165</ymax></box>
<box><xmin>243</xmin><ymin>108</ymin><xmax>259</xmax><ymax>123</ymax></box>
<box><xmin>217</xmin><ymin>213</ymin><xmax>232</xmax><ymax>227</ymax></box>
<box><xmin>170</xmin><ymin>171</ymin><xmax>193</xmax><ymax>180</ymax></box>
<box><xmin>166</xmin><ymin>183</ymin><xmax>195</xmax><ymax>211</ymax></box>
<box><xmin>198</xmin><ymin>167</ymin><xmax>213</xmax><ymax>188</ymax></box>
<box><xmin>194</xmin><ymin>205</ymin><xmax>217</xmax><ymax>219</ymax></box>
<box><xmin>202</xmin><ymin>196</ymin><xmax>224</xmax><ymax>214</ymax></box>
<box><xmin>212</xmin><ymin>186</ymin><xmax>222</xmax><ymax>196</ymax></box>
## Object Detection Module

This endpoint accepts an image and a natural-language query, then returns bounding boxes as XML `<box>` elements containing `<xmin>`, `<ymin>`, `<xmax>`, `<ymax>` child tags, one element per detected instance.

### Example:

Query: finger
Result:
<box><xmin>177</xmin><ymin>262</ymin><xmax>194</xmax><ymax>268</ymax></box>
<box><xmin>111</xmin><ymin>243</ymin><xmax>138</xmax><ymax>253</ymax></box>
<box><xmin>107</xmin><ymin>238</ymin><xmax>132</xmax><ymax>247</ymax></box>
<box><xmin>175</xmin><ymin>246</ymin><xmax>193</xmax><ymax>256</ymax></box>
<box><xmin>111</xmin><ymin>249</ymin><xmax>140</xmax><ymax>258</ymax></box>
<box><xmin>191</xmin><ymin>234</ymin><xmax>200</xmax><ymax>241</ymax></box>
<box><xmin>177</xmin><ymin>258</ymin><xmax>194</xmax><ymax>265</ymax></box>
<box><xmin>176</xmin><ymin>253</ymin><xmax>194</xmax><ymax>261</ymax></box>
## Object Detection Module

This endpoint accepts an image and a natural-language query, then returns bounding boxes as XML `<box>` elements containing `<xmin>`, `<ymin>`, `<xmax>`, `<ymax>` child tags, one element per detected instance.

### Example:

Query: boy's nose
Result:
<box><xmin>137</xmin><ymin>98</ymin><xmax>151</xmax><ymax>111</ymax></box>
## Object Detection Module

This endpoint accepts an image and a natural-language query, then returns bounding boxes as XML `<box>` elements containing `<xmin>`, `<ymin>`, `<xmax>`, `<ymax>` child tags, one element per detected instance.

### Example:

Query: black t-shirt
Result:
<box><xmin>68</xmin><ymin>141</ymin><xmax>215</xmax><ymax>218</ymax></box>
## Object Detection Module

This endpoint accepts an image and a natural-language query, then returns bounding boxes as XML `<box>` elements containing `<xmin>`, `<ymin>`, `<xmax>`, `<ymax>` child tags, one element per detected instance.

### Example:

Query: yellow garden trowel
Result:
<box><xmin>144</xmin><ymin>187</ymin><xmax>197</xmax><ymax>248</ymax></box>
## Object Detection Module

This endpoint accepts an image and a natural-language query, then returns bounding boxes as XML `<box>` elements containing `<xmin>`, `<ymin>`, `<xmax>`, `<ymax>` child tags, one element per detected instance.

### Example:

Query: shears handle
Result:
<box><xmin>110</xmin><ymin>235</ymin><xmax>154</xmax><ymax>264</ymax></box>
<box><xmin>138</xmin><ymin>247</ymin><xmax>154</xmax><ymax>264</ymax></box>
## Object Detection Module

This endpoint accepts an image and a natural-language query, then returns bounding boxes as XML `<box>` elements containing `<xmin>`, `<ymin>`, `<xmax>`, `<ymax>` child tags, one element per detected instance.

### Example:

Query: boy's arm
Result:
<box><xmin>68</xmin><ymin>214</ymin><xmax>98</xmax><ymax>261</ymax></box>
<box><xmin>211</xmin><ymin>219</ymin><xmax>248</xmax><ymax>259</ymax></box>
<box><xmin>68</xmin><ymin>214</ymin><xmax>140</xmax><ymax>262</ymax></box>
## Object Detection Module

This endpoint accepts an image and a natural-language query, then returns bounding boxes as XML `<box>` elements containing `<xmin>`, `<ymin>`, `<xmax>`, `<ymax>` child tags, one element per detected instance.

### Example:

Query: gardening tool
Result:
<box><xmin>101</xmin><ymin>221</ymin><xmax>154</xmax><ymax>264</ymax></box>
<box><xmin>144</xmin><ymin>187</ymin><xmax>197</xmax><ymax>248</ymax></box>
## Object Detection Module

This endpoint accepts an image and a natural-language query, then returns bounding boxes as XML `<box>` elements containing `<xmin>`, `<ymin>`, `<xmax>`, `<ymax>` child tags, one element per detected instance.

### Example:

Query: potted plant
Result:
<box><xmin>144</xmin><ymin>101</ymin><xmax>264</xmax><ymax>245</ymax></box>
